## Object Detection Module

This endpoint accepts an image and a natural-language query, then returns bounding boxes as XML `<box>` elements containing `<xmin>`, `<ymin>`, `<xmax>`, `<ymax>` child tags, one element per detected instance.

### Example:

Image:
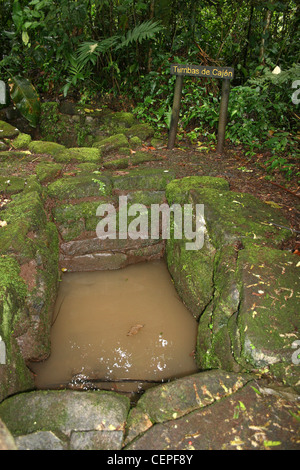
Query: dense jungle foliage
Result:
<box><xmin>0</xmin><ymin>0</ymin><xmax>299</xmax><ymax>178</ymax></box>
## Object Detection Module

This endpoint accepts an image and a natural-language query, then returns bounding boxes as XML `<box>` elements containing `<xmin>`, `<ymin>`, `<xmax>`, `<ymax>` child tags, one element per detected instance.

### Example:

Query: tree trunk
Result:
<box><xmin>147</xmin><ymin>0</ymin><xmax>156</xmax><ymax>73</ymax></box>
<box><xmin>259</xmin><ymin>0</ymin><xmax>275</xmax><ymax>64</ymax></box>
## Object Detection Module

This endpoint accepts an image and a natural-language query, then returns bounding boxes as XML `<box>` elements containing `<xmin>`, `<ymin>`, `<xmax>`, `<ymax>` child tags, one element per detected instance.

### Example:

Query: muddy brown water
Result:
<box><xmin>30</xmin><ymin>260</ymin><xmax>199</xmax><ymax>396</ymax></box>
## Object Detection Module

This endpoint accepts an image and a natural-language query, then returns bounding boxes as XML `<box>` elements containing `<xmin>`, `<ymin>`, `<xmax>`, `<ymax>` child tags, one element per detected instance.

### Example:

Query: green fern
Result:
<box><xmin>117</xmin><ymin>20</ymin><xmax>162</xmax><ymax>49</ymax></box>
<box><xmin>76</xmin><ymin>20</ymin><xmax>162</xmax><ymax>67</ymax></box>
<box><xmin>77</xmin><ymin>36</ymin><xmax>119</xmax><ymax>66</ymax></box>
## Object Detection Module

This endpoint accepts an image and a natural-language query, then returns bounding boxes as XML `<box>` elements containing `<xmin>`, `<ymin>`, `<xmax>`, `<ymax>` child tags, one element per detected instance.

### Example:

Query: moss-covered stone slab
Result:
<box><xmin>17</xmin><ymin>222</ymin><xmax>59</xmax><ymax>361</ymax></box>
<box><xmin>1</xmin><ymin>190</ymin><xmax>47</xmax><ymax>230</ymax></box>
<box><xmin>124</xmin><ymin>407</ymin><xmax>153</xmax><ymax>447</ymax></box>
<box><xmin>127</xmin><ymin>380</ymin><xmax>300</xmax><ymax>450</ymax></box>
<box><xmin>129</xmin><ymin>136</ymin><xmax>142</xmax><ymax>149</ymax></box>
<box><xmin>0</xmin><ymin>219</ymin><xmax>34</xmax><ymax>260</ymax></box>
<box><xmin>53</xmin><ymin>200</ymin><xmax>105</xmax><ymax>224</ymax></box>
<box><xmin>75</xmin><ymin>162</ymin><xmax>99</xmax><ymax>174</ymax></box>
<box><xmin>11</xmin><ymin>132</ymin><xmax>32</xmax><ymax>149</ymax></box>
<box><xmin>0</xmin><ymin>141</ymin><xmax>9</xmax><ymax>151</ymax></box>
<box><xmin>196</xmin><ymin>245</ymin><xmax>242</xmax><ymax>372</ymax></box>
<box><xmin>0</xmin><ymin>187</ymin><xmax>59</xmax><ymax>363</ymax></box>
<box><xmin>0</xmin><ymin>256</ymin><xmax>34</xmax><ymax>402</ymax></box>
<box><xmin>130</xmin><ymin>151</ymin><xmax>162</xmax><ymax>166</ymax></box>
<box><xmin>28</xmin><ymin>140</ymin><xmax>66</xmax><ymax>156</ymax></box>
<box><xmin>196</xmin><ymin>244</ymin><xmax>300</xmax><ymax>390</ymax></box>
<box><xmin>47</xmin><ymin>174</ymin><xmax>112</xmax><ymax>200</ymax></box>
<box><xmin>0</xmin><ymin>176</ymin><xmax>25</xmax><ymax>194</ymax></box>
<box><xmin>0</xmin><ymin>390</ymin><xmax>130</xmax><ymax>450</ymax></box>
<box><xmin>35</xmin><ymin>162</ymin><xmax>63</xmax><ymax>183</ymax></box>
<box><xmin>113</xmin><ymin>168</ymin><xmax>175</xmax><ymax>191</ymax></box>
<box><xmin>92</xmin><ymin>134</ymin><xmax>129</xmax><ymax>153</ymax></box>
<box><xmin>125</xmin><ymin>123</ymin><xmax>155</xmax><ymax>140</ymax></box>
<box><xmin>126</xmin><ymin>190</ymin><xmax>166</xmax><ymax>206</ymax></box>
<box><xmin>53</xmin><ymin>199</ymin><xmax>111</xmax><ymax>242</ymax></box>
<box><xmin>54</xmin><ymin>147</ymin><xmax>102</xmax><ymax>164</ymax></box>
<box><xmin>0</xmin><ymin>120</ymin><xmax>19</xmax><ymax>138</ymax></box>
<box><xmin>166</xmin><ymin>175</ymin><xmax>230</xmax><ymax>204</ymax></box>
<box><xmin>103</xmin><ymin>158</ymin><xmax>129</xmax><ymax>170</ymax></box>
<box><xmin>166</xmin><ymin>236</ymin><xmax>216</xmax><ymax>320</ymax></box>
<box><xmin>189</xmin><ymin>186</ymin><xmax>291</xmax><ymax>248</ymax></box>
<box><xmin>133</xmin><ymin>370</ymin><xmax>250</xmax><ymax>424</ymax></box>
<box><xmin>233</xmin><ymin>246</ymin><xmax>299</xmax><ymax>384</ymax></box>
<box><xmin>104</xmin><ymin>111</ymin><xmax>137</xmax><ymax>129</ymax></box>
<box><xmin>151</xmin><ymin>137</ymin><xmax>165</xmax><ymax>149</ymax></box>
<box><xmin>0</xmin><ymin>150</ymin><xmax>31</xmax><ymax>162</ymax></box>
<box><xmin>166</xmin><ymin>175</ymin><xmax>292</xmax><ymax>249</ymax></box>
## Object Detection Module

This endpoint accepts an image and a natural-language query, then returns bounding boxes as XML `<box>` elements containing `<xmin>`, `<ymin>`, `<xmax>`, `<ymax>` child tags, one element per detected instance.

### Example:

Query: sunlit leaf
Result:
<box><xmin>8</xmin><ymin>77</ymin><xmax>41</xmax><ymax>127</ymax></box>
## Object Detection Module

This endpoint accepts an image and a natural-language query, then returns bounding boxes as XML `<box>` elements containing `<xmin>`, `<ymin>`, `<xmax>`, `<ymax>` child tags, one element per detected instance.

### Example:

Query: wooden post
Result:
<box><xmin>167</xmin><ymin>75</ymin><xmax>183</xmax><ymax>150</ymax></box>
<box><xmin>216</xmin><ymin>78</ymin><xmax>230</xmax><ymax>154</ymax></box>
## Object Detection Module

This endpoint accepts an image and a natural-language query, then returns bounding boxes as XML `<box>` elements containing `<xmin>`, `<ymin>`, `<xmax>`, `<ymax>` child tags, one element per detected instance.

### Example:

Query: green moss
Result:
<box><xmin>0</xmin><ymin>151</ymin><xmax>31</xmax><ymax>162</ymax></box>
<box><xmin>3</xmin><ymin>191</ymin><xmax>47</xmax><ymax>230</ymax></box>
<box><xmin>0</xmin><ymin>256</ymin><xmax>27</xmax><ymax>304</ymax></box>
<box><xmin>92</xmin><ymin>134</ymin><xmax>129</xmax><ymax>153</ymax></box>
<box><xmin>47</xmin><ymin>174</ymin><xmax>113</xmax><ymax>200</ymax></box>
<box><xmin>22</xmin><ymin>176</ymin><xmax>46</xmax><ymax>200</ymax></box>
<box><xmin>108</xmin><ymin>111</ymin><xmax>136</xmax><ymax>128</ymax></box>
<box><xmin>29</xmin><ymin>140</ymin><xmax>66</xmax><ymax>156</ymax></box>
<box><xmin>166</xmin><ymin>176</ymin><xmax>291</xmax><ymax>249</ymax></box>
<box><xmin>35</xmin><ymin>162</ymin><xmax>63</xmax><ymax>183</ymax></box>
<box><xmin>166</xmin><ymin>176</ymin><xmax>230</xmax><ymax>204</ymax></box>
<box><xmin>0</xmin><ymin>220</ymin><xmax>34</xmax><ymax>261</ymax></box>
<box><xmin>127</xmin><ymin>190</ymin><xmax>166</xmax><ymax>206</ymax></box>
<box><xmin>0</xmin><ymin>176</ymin><xmax>25</xmax><ymax>194</ymax></box>
<box><xmin>53</xmin><ymin>200</ymin><xmax>104</xmax><ymax>223</ymax></box>
<box><xmin>125</xmin><ymin>123</ymin><xmax>155</xmax><ymax>140</ymax></box>
<box><xmin>151</xmin><ymin>138</ymin><xmax>165</xmax><ymax>148</ymax></box>
<box><xmin>130</xmin><ymin>151</ymin><xmax>162</xmax><ymax>165</ymax></box>
<box><xmin>103</xmin><ymin>158</ymin><xmax>129</xmax><ymax>170</ymax></box>
<box><xmin>0</xmin><ymin>121</ymin><xmax>19</xmax><ymax>138</ymax></box>
<box><xmin>113</xmin><ymin>168</ymin><xmax>175</xmax><ymax>191</ymax></box>
<box><xmin>129</xmin><ymin>136</ymin><xmax>142</xmax><ymax>149</ymax></box>
<box><xmin>11</xmin><ymin>133</ymin><xmax>32</xmax><ymax>149</ymax></box>
<box><xmin>54</xmin><ymin>147</ymin><xmax>102</xmax><ymax>164</ymax></box>
<box><xmin>166</xmin><ymin>237</ymin><xmax>215</xmax><ymax>320</ymax></box>
<box><xmin>0</xmin><ymin>141</ymin><xmax>8</xmax><ymax>151</ymax></box>
<box><xmin>75</xmin><ymin>163</ymin><xmax>99</xmax><ymax>174</ymax></box>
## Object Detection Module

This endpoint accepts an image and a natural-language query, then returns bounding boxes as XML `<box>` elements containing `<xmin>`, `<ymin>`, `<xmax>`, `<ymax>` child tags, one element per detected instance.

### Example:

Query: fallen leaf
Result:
<box><xmin>127</xmin><ymin>324</ymin><xmax>144</xmax><ymax>336</ymax></box>
<box><xmin>114</xmin><ymin>170</ymin><xmax>129</xmax><ymax>176</ymax></box>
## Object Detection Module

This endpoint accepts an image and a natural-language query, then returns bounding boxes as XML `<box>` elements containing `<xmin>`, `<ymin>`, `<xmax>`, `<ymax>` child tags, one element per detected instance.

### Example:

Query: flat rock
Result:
<box><xmin>126</xmin><ymin>381</ymin><xmax>300</xmax><ymax>450</ymax></box>
<box><xmin>0</xmin><ymin>390</ymin><xmax>130</xmax><ymax>450</ymax></box>
<box><xmin>134</xmin><ymin>370</ymin><xmax>251</xmax><ymax>424</ymax></box>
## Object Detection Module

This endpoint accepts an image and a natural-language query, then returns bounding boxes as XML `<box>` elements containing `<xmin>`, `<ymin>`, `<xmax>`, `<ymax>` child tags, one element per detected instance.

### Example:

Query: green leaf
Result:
<box><xmin>263</xmin><ymin>440</ymin><xmax>281</xmax><ymax>448</ymax></box>
<box><xmin>8</xmin><ymin>77</ymin><xmax>41</xmax><ymax>127</ymax></box>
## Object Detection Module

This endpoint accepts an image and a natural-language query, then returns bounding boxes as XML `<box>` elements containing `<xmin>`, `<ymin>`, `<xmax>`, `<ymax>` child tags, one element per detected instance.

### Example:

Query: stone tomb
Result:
<box><xmin>0</xmin><ymin>118</ymin><xmax>299</xmax><ymax>450</ymax></box>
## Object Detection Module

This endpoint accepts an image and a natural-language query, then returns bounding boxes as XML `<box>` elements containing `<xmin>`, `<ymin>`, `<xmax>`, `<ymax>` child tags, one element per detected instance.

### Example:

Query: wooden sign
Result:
<box><xmin>170</xmin><ymin>64</ymin><xmax>234</xmax><ymax>80</ymax></box>
<box><xmin>168</xmin><ymin>64</ymin><xmax>234</xmax><ymax>153</ymax></box>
